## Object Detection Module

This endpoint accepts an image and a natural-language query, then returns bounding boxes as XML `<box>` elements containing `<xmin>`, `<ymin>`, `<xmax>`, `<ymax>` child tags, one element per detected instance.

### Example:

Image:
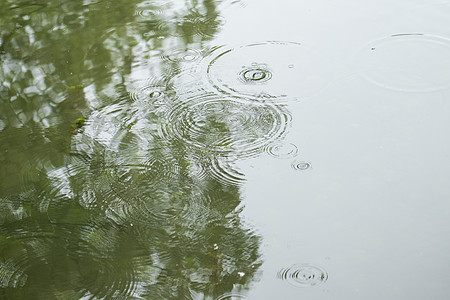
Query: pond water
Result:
<box><xmin>1</xmin><ymin>0</ymin><xmax>450</xmax><ymax>299</ymax></box>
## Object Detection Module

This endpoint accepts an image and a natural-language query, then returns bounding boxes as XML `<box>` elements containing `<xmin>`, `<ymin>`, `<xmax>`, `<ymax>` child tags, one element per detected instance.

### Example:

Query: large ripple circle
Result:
<box><xmin>160</xmin><ymin>94</ymin><xmax>291</xmax><ymax>158</ymax></box>
<box><xmin>355</xmin><ymin>34</ymin><xmax>450</xmax><ymax>92</ymax></box>
<box><xmin>205</xmin><ymin>41</ymin><xmax>334</xmax><ymax>100</ymax></box>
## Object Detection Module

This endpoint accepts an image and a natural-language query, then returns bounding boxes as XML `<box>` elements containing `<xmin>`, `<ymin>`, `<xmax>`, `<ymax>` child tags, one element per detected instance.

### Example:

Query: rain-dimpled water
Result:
<box><xmin>1</xmin><ymin>0</ymin><xmax>450</xmax><ymax>299</ymax></box>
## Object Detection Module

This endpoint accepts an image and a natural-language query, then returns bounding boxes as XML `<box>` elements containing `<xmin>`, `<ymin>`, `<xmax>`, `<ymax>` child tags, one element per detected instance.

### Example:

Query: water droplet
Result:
<box><xmin>277</xmin><ymin>264</ymin><xmax>328</xmax><ymax>287</ymax></box>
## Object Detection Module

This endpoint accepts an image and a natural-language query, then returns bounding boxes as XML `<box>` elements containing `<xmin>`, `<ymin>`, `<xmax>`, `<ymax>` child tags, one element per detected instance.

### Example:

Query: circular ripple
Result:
<box><xmin>277</xmin><ymin>264</ymin><xmax>328</xmax><ymax>287</ymax></box>
<box><xmin>105</xmin><ymin>157</ymin><xmax>180</xmax><ymax>202</ymax></box>
<box><xmin>215</xmin><ymin>293</ymin><xmax>248</xmax><ymax>300</ymax></box>
<box><xmin>0</xmin><ymin>222</ymin><xmax>140</xmax><ymax>299</ymax></box>
<box><xmin>207</xmin><ymin>156</ymin><xmax>246</xmax><ymax>186</ymax></box>
<box><xmin>160</xmin><ymin>94</ymin><xmax>291</xmax><ymax>158</ymax></box>
<box><xmin>205</xmin><ymin>41</ymin><xmax>334</xmax><ymax>101</ymax></box>
<box><xmin>266</xmin><ymin>142</ymin><xmax>298</xmax><ymax>159</ymax></box>
<box><xmin>239</xmin><ymin>64</ymin><xmax>272</xmax><ymax>83</ymax></box>
<box><xmin>192</xmin><ymin>16</ymin><xmax>226</xmax><ymax>39</ymax></box>
<box><xmin>355</xmin><ymin>34</ymin><xmax>450</xmax><ymax>92</ymax></box>
<box><xmin>134</xmin><ymin>9</ymin><xmax>165</xmax><ymax>17</ymax></box>
<box><xmin>176</xmin><ymin>15</ymin><xmax>226</xmax><ymax>39</ymax></box>
<box><xmin>291</xmin><ymin>160</ymin><xmax>312</xmax><ymax>170</ymax></box>
<box><xmin>161</xmin><ymin>48</ymin><xmax>202</xmax><ymax>63</ymax></box>
<box><xmin>130</xmin><ymin>86</ymin><xmax>173</xmax><ymax>105</ymax></box>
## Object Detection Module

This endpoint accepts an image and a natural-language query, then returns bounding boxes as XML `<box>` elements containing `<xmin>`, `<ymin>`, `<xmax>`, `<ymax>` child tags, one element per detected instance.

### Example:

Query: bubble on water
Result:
<box><xmin>354</xmin><ymin>34</ymin><xmax>450</xmax><ymax>92</ymax></box>
<box><xmin>205</xmin><ymin>41</ymin><xmax>334</xmax><ymax>101</ymax></box>
<box><xmin>277</xmin><ymin>264</ymin><xmax>328</xmax><ymax>287</ymax></box>
<box><xmin>265</xmin><ymin>142</ymin><xmax>298</xmax><ymax>159</ymax></box>
<box><xmin>159</xmin><ymin>94</ymin><xmax>291</xmax><ymax>158</ymax></box>
<box><xmin>291</xmin><ymin>160</ymin><xmax>311</xmax><ymax>170</ymax></box>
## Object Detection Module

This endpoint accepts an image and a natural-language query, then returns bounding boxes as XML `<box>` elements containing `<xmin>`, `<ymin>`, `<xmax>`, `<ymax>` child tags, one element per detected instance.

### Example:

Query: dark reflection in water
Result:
<box><xmin>0</xmin><ymin>0</ymin><xmax>270</xmax><ymax>299</ymax></box>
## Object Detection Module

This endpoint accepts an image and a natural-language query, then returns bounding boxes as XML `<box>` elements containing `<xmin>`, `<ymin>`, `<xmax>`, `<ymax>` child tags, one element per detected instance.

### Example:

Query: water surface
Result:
<box><xmin>1</xmin><ymin>0</ymin><xmax>450</xmax><ymax>299</ymax></box>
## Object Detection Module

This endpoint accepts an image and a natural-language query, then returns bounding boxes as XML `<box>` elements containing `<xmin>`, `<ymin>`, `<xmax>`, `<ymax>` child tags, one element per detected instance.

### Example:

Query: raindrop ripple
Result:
<box><xmin>205</xmin><ymin>41</ymin><xmax>334</xmax><ymax>100</ymax></box>
<box><xmin>160</xmin><ymin>94</ymin><xmax>291</xmax><ymax>158</ymax></box>
<box><xmin>277</xmin><ymin>264</ymin><xmax>328</xmax><ymax>287</ymax></box>
<box><xmin>291</xmin><ymin>160</ymin><xmax>311</xmax><ymax>170</ymax></box>
<box><xmin>355</xmin><ymin>34</ymin><xmax>450</xmax><ymax>92</ymax></box>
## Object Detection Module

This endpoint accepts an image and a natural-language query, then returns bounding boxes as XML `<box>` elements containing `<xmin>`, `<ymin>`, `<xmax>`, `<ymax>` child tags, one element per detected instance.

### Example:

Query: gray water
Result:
<box><xmin>1</xmin><ymin>0</ymin><xmax>450</xmax><ymax>299</ymax></box>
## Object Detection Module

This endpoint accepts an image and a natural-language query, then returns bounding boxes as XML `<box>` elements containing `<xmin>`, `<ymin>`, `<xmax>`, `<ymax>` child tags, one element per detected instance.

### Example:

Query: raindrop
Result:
<box><xmin>291</xmin><ymin>160</ymin><xmax>311</xmax><ymax>170</ymax></box>
<box><xmin>277</xmin><ymin>264</ymin><xmax>328</xmax><ymax>287</ymax></box>
<box><xmin>354</xmin><ymin>34</ymin><xmax>450</xmax><ymax>92</ymax></box>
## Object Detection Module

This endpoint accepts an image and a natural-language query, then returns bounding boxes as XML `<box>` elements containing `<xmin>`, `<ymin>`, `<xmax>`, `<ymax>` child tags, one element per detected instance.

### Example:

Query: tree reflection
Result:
<box><xmin>0</xmin><ymin>0</ymin><xmax>262</xmax><ymax>299</ymax></box>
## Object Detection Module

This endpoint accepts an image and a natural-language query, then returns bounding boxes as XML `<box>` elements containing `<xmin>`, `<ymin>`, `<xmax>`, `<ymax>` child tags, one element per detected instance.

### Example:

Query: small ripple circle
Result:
<box><xmin>239</xmin><ymin>65</ymin><xmax>272</xmax><ymax>83</ymax></box>
<box><xmin>162</xmin><ymin>48</ymin><xmax>201</xmax><ymax>62</ymax></box>
<box><xmin>277</xmin><ymin>264</ymin><xmax>328</xmax><ymax>287</ymax></box>
<box><xmin>266</xmin><ymin>142</ymin><xmax>298</xmax><ymax>159</ymax></box>
<box><xmin>291</xmin><ymin>160</ymin><xmax>311</xmax><ymax>170</ymax></box>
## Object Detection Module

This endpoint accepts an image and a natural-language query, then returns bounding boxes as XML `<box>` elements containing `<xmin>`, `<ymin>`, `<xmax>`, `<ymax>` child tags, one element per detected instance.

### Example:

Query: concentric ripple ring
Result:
<box><xmin>205</xmin><ymin>41</ymin><xmax>334</xmax><ymax>100</ymax></box>
<box><xmin>160</xmin><ymin>94</ymin><xmax>291</xmax><ymax>158</ymax></box>
<box><xmin>354</xmin><ymin>34</ymin><xmax>450</xmax><ymax>92</ymax></box>
<box><xmin>277</xmin><ymin>264</ymin><xmax>328</xmax><ymax>287</ymax></box>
